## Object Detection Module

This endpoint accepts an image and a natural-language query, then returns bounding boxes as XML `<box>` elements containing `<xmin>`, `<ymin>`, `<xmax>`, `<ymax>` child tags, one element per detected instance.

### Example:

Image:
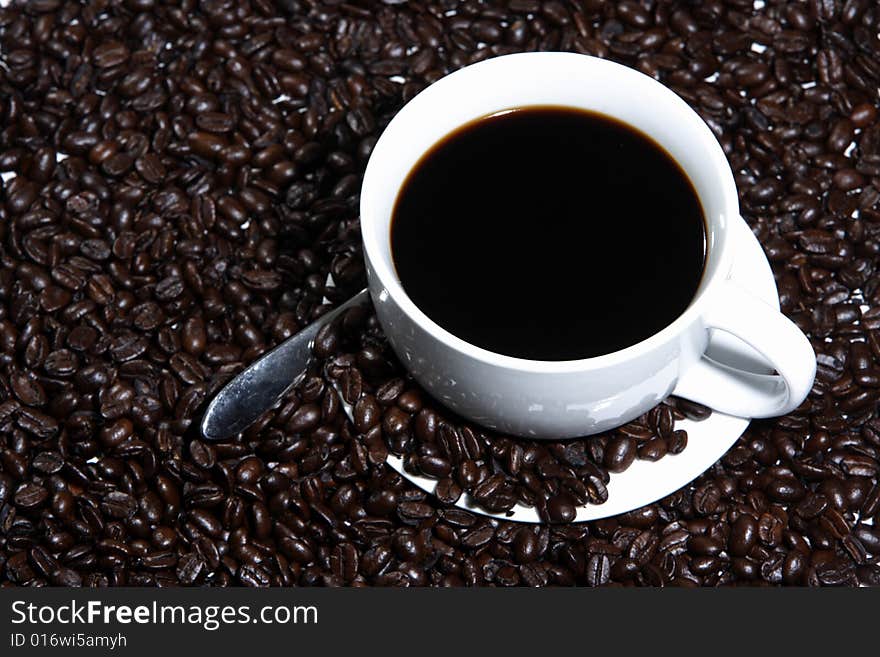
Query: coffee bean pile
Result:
<box><xmin>316</xmin><ymin>307</ymin><xmax>704</xmax><ymax>521</ymax></box>
<box><xmin>1</xmin><ymin>0</ymin><xmax>880</xmax><ymax>586</ymax></box>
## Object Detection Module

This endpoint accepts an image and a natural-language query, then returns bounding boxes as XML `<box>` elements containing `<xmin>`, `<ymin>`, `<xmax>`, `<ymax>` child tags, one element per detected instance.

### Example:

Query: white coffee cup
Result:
<box><xmin>359</xmin><ymin>52</ymin><xmax>816</xmax><ymax>439</ymax></box>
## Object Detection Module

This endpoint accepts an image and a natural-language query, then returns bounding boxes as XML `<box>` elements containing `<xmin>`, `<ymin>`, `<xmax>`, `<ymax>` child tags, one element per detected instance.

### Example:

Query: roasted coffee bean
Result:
<box><xmin>546</xmin><ymin>494</ymin><xmax>577</xmax><ymax>523</ymax></box>
<box><xmin>671</xmin><ymin>398</ymin><xmax>712</xmax><ymax>421</ymax></box>
<box><xmin>14</xmin><ymin>483</ymin><xmax>49</xmax><ymax>509</ymax></box>
<box><xmin>189</xmin><ymin>440</ymin><xmax>216</xmax><ymax>470</ymax></box>
<box><xmin>604</xmin><ymin>437</ymin><xmax>637</xmax><ymax>473</ymax></box>
<box><xmin>585</xmin><ymin>554</ymin><xmax>611</xmax><ymax>586</ymax></box>
<box><xmin>667</xmin><ymin>430</ymin><xmax>688</xmax><ymax>454</ymax></box>
<box><xmin>434</xmin><ymin>478</ymin><xmax>462</xmax><ymax>505</ymax></box>
<box><xmin>513</xmin><ymin>528</ymin><xmax>540</xmax><ymax>564</ymax></box>
<box><xmin>638</xmin><ymin>439</ymin><xmax>667</xmax><ymax>461</ymax></box>
<box><xmin>729</xmin><ymin>515</ymin><xmax>758</xmax><ymax>557</ymax></box>
<box><xmin>419</xmin><ymin>455</ymin><xmax>451</xmax><ymax>479</ymax></box>
<box><xmin>101</xmin><ymin>492</ymin><xmax>137</xmax><ymax>519</ymax></box>
<box><xmin>354</xmin><ymin>396</ymin><xmax>381</xmax><ymax>433</ymax></box>
<box><xmin>767</xmin><ymin>477</ymin><xmax>807</xmax><ymax>502</ymax></box>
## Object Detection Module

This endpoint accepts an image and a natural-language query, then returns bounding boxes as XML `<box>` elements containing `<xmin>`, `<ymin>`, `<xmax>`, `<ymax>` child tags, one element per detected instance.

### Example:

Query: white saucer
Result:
<box><xmin>359</xmin><ymin>218</ymin><xmax>776</xmax><ymax>522</ymax></box>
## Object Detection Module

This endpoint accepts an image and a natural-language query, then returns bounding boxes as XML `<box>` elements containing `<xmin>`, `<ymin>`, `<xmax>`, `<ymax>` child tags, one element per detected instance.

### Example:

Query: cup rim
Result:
<box><xmin>360</xmin><ymin>52</ymin><xmax>740</xmax><ymax>374</ymax></box>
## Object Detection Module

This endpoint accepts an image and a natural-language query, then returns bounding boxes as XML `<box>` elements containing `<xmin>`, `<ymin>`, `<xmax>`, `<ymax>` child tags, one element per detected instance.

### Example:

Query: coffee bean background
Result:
<box><xmin>1</xmin><ymin>0</ymin><xmax>879</xmax><ymax>586</ymax></box>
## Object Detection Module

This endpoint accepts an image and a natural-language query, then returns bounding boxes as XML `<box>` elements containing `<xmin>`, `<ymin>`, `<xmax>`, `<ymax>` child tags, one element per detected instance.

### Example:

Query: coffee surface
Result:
<box><xmin>391</xmin><ymin>107</ymin><xmax>706</xmax><ymax>360</ymax></box>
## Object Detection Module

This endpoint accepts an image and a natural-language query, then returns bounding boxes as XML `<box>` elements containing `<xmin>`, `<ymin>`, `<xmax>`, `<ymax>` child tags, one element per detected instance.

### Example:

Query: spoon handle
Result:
<box><xmin>200</xmin><ymin>288</ymin><xmax>370</xmax><ymax>441</ymax></box>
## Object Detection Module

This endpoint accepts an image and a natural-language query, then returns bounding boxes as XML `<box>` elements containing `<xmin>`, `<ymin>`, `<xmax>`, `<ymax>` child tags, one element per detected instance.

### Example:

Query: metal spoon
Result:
<box><xmin>199</xmin><ymin>288</ymin><xmax>370</xmax><ymax>441</ymax></box>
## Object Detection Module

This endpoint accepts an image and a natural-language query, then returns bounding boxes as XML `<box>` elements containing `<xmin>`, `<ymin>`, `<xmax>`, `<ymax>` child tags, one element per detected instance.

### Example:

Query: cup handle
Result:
<box><xmin>673</xmin><ymin>280</ymin><xmax>816</xmax><ymax>418</ymax></box>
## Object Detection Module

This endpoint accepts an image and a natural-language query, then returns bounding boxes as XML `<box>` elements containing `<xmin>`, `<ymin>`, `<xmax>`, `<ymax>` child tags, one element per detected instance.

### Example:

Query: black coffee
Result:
<box><xmin>391</xmin><ymin>106</ymin><xmax>706</xmax><ymax>361</ymax></box>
